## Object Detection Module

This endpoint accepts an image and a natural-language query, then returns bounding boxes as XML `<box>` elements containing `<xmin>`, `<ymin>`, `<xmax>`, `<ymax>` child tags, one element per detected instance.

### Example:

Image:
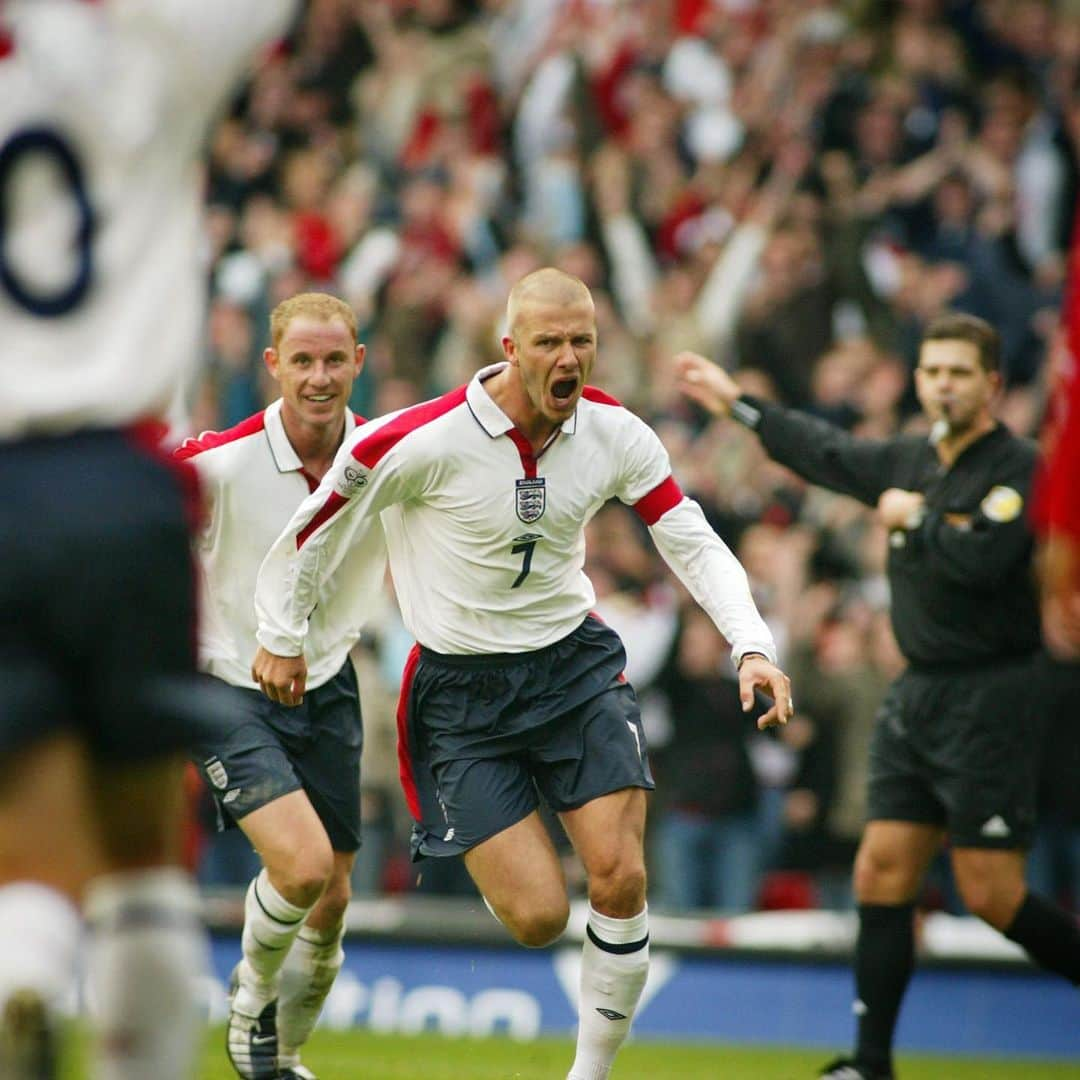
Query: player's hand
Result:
<box><xmin>252</xmin><ymin>646</ymin><xmax>307</xmax><ymax>707</ymax></box>
<box><xmin>738</xmin><ymin>654</ymin><xmax>794</xmax><ymax>730</ymax></box>
<box><xmin>673</xmin><ymin>352</ymin><xmax>742</xmax><ymax>417</ymax></box>
<box><xmin>877</xmin><ymin>488</ymin><xmax>925</xmax><ymax>530</ymax></box>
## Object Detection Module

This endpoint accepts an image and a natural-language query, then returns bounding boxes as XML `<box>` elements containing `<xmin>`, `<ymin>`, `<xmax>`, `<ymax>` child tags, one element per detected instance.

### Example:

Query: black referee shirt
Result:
<box><xmin>735</xmin><ymin>395</ymin><xmax>1041</xmax><ymax>670</ymax></box>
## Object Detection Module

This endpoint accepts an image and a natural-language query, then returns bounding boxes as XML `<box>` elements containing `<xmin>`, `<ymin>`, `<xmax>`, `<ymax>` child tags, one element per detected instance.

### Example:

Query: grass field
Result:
<box><xmin>63</xmin><ymin>1029</ymin><xmax>1080</xmax><ymax>1079</ymax></box>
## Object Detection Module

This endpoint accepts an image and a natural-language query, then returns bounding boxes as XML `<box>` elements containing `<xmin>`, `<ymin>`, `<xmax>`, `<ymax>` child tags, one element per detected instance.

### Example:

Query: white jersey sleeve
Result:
<box><xmin>613</xmin><ymin>408</ymin><xmax>777</xmax><ymax>666</ymax></box>
<box><xmin>255</xmin><ymin>412</ymin><xmax>424</xmax><ymax>657</ymax></box>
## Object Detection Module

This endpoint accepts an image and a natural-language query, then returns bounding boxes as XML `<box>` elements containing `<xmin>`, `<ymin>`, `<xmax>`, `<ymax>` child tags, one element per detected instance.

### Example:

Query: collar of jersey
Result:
<box><xmin>466</xmin><ymin>362</ymin><xmax>578</xmax><ymax>438</ymax></box>
<box><xmin>263</xmin><ymin>397</ymin><xmax>358</xmax><ymax>474</ymax></box>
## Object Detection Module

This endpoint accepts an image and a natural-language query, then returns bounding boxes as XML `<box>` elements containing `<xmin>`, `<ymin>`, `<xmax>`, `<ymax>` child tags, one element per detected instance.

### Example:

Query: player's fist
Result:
<box><xmin>252</xmin><ymin>646</ymin><xmax>307</xmax><ymax>707</ymax></box>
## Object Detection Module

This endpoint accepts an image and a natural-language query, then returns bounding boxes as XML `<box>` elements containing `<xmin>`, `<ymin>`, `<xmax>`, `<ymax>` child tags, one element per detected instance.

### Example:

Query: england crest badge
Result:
<box><xmin>515</xmin><ymin>477</ymin><xmax>546</xmax><ymax>523</ymax></box>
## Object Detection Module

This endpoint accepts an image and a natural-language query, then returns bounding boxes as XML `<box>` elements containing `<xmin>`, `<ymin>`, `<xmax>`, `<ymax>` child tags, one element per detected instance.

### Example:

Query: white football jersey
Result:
<box><xmin>0</xmin><ymin>0</ymin><xmax>296</xmax><ymax>439</ymax></box>
<box><xmin>177</xmin><ymin>401</ymin><xmax>387</xmax><ymax>692</ymax></box>
<box><xmin>256</xmin><ymin>364</ymin><xmax>776</xmax><ymax>664</ymax></box>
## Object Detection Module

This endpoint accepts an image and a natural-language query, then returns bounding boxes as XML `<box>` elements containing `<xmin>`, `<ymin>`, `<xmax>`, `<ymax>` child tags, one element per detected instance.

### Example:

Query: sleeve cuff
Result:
<box><xmin>255</xmin><ymin>627</ymin><xmax>305</xmax><ymax>658</ymax></box>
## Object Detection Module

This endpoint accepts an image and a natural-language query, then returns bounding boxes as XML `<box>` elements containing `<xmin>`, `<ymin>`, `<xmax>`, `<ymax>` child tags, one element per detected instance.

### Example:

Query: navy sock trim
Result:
<box><xmin>586</xmin><ymin>924</ymin><xmax>649</xmax><ymax>954</ymax></box>
<box><xmin>253</xmin><ymin>880</ymin><xmax>305</xmax><ymax>927</ymax></box>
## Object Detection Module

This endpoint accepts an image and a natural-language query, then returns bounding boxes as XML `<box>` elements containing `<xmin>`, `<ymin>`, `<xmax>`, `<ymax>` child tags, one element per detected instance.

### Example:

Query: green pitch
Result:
<box><xmin>63</xmin><ymin>1029</ymin><xmax>1079</xmax><ymax>1079</ymax></box>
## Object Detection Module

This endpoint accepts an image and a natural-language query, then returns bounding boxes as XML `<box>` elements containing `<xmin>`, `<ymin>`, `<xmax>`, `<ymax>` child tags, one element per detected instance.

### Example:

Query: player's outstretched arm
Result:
<box><xmin>252</xmin><ymin>646</ymin><xmax>307</xmax><ymax>707</ymax></box>
<box><xmin>738</xmin><ymin>653</ymin><xmax>794</xmax><ymax>730</ymax></box>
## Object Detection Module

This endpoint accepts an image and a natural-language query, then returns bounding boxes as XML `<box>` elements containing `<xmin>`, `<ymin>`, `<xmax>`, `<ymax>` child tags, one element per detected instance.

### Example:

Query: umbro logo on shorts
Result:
<box><xmin>980</xmin><ymin>814</ymin><xmax>1011</xmax><ymax>838</ymax></box>
<box><xmin>596</xmin><ymin>1008</ymin><xmax>627</xmax><ymax>1021</ymax></box>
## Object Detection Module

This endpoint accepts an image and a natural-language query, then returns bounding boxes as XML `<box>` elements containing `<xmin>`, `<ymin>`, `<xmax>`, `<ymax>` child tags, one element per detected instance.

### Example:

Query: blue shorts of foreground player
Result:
<box><xmin>0</xmin><ymin>428</ymin><xmax>235</xmax><ymax>759</ymax></box>
<box><xmin>194</xmin><ymin>656</ymin><xmax>364</xmax><ymax>853</ymax></box>
<box><xmin>399</xmin><ymin>615</ymin><xmax>655</xmax><ymax>861</ymax></box>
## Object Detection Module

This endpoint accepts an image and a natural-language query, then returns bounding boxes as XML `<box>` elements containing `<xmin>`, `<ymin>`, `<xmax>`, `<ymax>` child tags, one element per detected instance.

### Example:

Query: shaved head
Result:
<box><xmin>506</xmin><ymin>268</ymin><xmax>594</xmax><ymax>341</ymax></box>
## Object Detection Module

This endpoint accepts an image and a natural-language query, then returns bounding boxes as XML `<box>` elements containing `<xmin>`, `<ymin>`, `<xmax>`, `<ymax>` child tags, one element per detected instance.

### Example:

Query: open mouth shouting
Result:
<box><xmin>550</xmin><ymin>376</ymin><xmax>579</xmax><ymax>407</ymax></box>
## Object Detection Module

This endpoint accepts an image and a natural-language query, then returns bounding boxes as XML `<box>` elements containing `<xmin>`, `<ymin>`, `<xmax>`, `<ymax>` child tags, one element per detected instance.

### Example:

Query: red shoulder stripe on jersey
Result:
<box><xmin>581</xmin><ymin>385</ymin><xmax>623</xmax><ymax>408</ymax></box>
<box><xmin>633</xmin><ymin>475</ymin><xmax>684</xmax><ymax>526</ymax></box>
<box><xmin>173</xmin><ymin>411</ymin><xmax>266</xmax><ymax>460</ymax></box>
<box><xmin>295</xmin><ymin>491</ymin><xmax>347</xmax><ymax>550</ymax></box>
<box><xmin>396</xmin><ymin>643</ymin><xmax>424</xmax><ymax>822</ymax></box>
<box><xmin>351</xmin><ymin>387</ymin><xmax>467</xmax><ymax>468</ymax></box>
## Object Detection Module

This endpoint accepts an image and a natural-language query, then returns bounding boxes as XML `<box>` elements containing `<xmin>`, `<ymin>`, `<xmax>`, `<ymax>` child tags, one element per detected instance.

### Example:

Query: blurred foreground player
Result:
<box><xmin>0</xmin><ymin>2</ymin><xmax>296</xmax><ymax>1078</ymax></box>
<box><xmin>677</xmin><ymin>313</ymin><xmax>1080</xmax><ymax>1080</ymax></box>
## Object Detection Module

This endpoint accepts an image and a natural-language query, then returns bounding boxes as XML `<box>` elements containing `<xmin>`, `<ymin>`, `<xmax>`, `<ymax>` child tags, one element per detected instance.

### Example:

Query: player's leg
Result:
<box><xmin>559</xmin><ymin>786</ymin><xmax>650</xmax><ymax>1080</ymax></box>
<box><xmin>528</xmin><ymin>681</ymin><xmax>653</xmax><ymax>1080</ymax></box>
<box><xmin>464</xmin><ymin>811</ymin><xmax>571</xmax><ymax>946</ymax></box>
<box><xmin>0</xmin><ymin>735</ymin><xmax>95</xmax><ymax>1080</ymax></box>
<box><xmin>276</xmin><ymin>851</ymin><xmax>355</xmax><ymax>1079</ymax></box>
<box><xmin>85</xmin><ymin>752</ymin><xmax>206</xmax><ymax>1080</ymax></box>
<box><xmin>271</xmin><ymin>659</ymin><xmax>365</xmax><ymax>1078</ymax></box>
<box><xmin>226</xmin><ymin>791</ymin><xmax>334</xmax><ymax>1079</ymax></box>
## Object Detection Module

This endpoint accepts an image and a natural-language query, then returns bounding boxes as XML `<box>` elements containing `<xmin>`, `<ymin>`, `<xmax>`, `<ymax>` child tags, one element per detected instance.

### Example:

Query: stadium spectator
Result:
<box><xmin>676</xmin><ymin>311</ymin><xmax>1080</xmax><ymax>1080</ymax></box>
<box><xmin>0</xmin><ymin>3</ymin><xmax>298</xmax><ymax>1079</ymax></box>
<box><xmin>176</xmin><ymin>293</ymin><xmax>381</xmax><ymax>1080</ymax></box>
<box><xmin>251</xmin><ymin>268</ymin><xmax>793</xmax><ymax>1080</ymax></box>
<box><xmin>650</xmin><ymin>606</ymin><xmax>768</xmax><ymax>914</ymax></box>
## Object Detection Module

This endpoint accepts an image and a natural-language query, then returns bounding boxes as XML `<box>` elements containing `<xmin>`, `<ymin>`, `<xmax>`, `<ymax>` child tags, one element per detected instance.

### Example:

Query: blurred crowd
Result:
<box><xmin>186</xmin><ymin>0</ymin><xmax>1080</xmax><ymax>916</ymax></box>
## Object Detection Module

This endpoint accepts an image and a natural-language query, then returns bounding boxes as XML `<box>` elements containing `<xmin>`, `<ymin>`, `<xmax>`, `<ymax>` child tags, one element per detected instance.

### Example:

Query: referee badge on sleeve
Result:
<box><xmin>980</xmin><ymin>485</ymin><xmax>1023</xmax><ymax>523</ymax></box>
<box><xmin>515</xmin><ymin>477</ymin><xmax>546</xmax><ymax>523</ymax></box>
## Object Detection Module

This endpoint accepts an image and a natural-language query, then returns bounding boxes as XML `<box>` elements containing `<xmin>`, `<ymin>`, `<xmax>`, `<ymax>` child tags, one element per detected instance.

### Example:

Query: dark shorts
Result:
<box><xmin>398</xmin><ymin>616</ymin><xmax>654</xmax><ymax>860</ymax></box>
<box><xmin>194</xmin><ymin>657</ymin><xmax>364</xmax><ymax>852</ymax></box>
<box><xmin>0</xmin><ymin>429</ymin><xmax>234</xmax><ymax>760</ymax></box>
<box><xmin>866</xmin><ymin>656</ymin><xmax>1045</xmax><ymax>849</ymax></box>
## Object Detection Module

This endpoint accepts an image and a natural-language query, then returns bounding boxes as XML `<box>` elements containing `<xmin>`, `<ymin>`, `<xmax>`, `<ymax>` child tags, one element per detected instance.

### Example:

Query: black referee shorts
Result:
<box><xmin>866</xmin><ymin>655</ymin><xmax>1044</xmax><ymax>849</ymax></box>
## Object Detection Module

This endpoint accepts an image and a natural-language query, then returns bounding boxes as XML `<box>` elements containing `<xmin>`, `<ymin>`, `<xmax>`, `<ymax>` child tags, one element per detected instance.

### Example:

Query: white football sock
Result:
<box><xmin>567</xmin><ymin>904</ymin><xmax>649</xmax><ymax>1080</ymax></box>
<box><xmin>83</xmin><ymin>867</ymin><xmax>207</xmax><ymax>1080</ymax></box>
<box><xmin>0</xmin><ymin>883</ymin><xmax>81</xmax><ymax>1010</ymax></box>
<box><xmin>235</xmin><ymin>869</ymin><xmax>311</xmax><ymax>1016</ymax></box>
<box><xmin>277</xmin><ymin>922</ymin><xmax>345</xmax><ymax>1069</ymax></box>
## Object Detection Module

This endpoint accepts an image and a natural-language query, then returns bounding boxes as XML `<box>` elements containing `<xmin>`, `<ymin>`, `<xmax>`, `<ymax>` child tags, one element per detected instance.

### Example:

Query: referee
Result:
<box><xmin>676</xmin><ymin>313</ymin><xmax>1080</xmax><ymax>1080</ymax></box>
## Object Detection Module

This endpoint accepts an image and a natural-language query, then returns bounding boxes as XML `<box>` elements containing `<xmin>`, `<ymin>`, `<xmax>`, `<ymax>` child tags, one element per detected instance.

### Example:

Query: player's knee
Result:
<box><xmin>506</xmin><ymin>899</ymin><xmax>570</xmax><ymax>948</ymax></box>
<box><xmin>274</xmin><ymin>845</ymin><xmax>335</xmax><ymax>908</ymax></box>
<box><xmin>317</xmin><ymin>872</ymin><xmax>352</xmax><ymax>926</ymax></box>
<box><xmin>588</xmin><ymin>861</ymin><xmax>647</xmax><ymax>917</ymax></box>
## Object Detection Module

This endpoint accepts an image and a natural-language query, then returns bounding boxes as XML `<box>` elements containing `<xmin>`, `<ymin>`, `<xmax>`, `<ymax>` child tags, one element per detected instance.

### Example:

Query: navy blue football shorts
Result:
<box><xmin>866</xmin><ymin>655</ymin><xmax>1045</xmax><ymax>849</ymax></box>
<box><xmin>194</xmin><ymin>657</ymin><xmax>364</xmax><ymax>852</ymax></box>
<box><xmin>0</xmin><ymin>428</ymin><xmax>235</xmax><ymax>760</ymax></box>
<box><xmin>398</xmin><ymin>615</ymin><xmax>655</xmax><ymax>860</ymax></box>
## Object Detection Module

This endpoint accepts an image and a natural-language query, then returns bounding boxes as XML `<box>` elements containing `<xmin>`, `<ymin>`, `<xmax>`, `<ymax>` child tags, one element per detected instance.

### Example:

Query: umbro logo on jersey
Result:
<box><xmin>339</xmin><ymin>464</ymin><xmax>369</xmax><ymax>494</ymax></box>
<box><xmin>596</xmin><ymin>1008</ymin><xmax>627</xmax><ymax>1021</ymax></box>
<box><xmin>515</xmin><ymin>477</ymin><xmax>546</xmax><ymax>523</ymax></box>
<box><xmin>980</xmin><ymin>814</ymin><xmax>1011</xmax><ymax>838</ymax></box>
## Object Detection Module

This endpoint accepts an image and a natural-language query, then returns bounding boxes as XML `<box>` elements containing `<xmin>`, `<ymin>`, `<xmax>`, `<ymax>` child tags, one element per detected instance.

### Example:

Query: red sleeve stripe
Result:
<box><xmin>396</xmin><ymin>643</ymin><xmax>424</xmax><ymax>822</ymax></box>
<box><xmin>351</xmin><ymin>386</ymin><xmax>467</xmax><ymax>468</ymax></box>
<box><xmin>295</xmin><ymin>491</ymin><xmax>347</xmax><ymax>550</ymax></box>
<box><xmin>173</xmin><ymin>411</ymin><xmax>266</xmax><ymax>460</ymax></box>
<box><xmin>633</xmin><ymin>476</ymin><xmax>684</xmax><ymax>525</ymax></box>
